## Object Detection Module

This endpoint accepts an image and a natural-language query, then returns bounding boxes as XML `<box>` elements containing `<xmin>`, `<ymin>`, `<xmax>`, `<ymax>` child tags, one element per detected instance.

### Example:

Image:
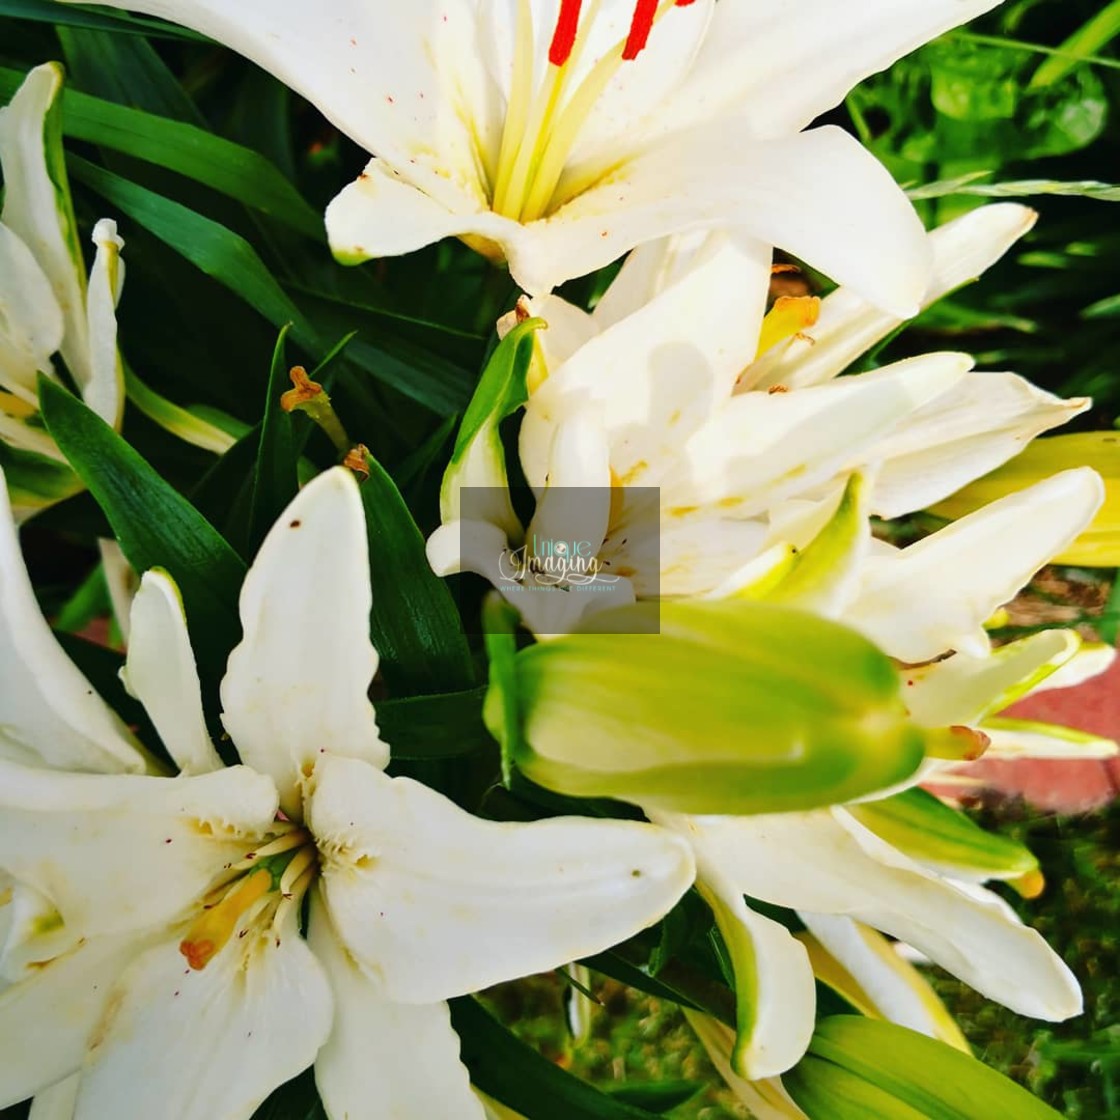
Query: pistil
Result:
<box><xmin>493</xmin><ymin>0</ymin><xmax>698</xmax><ymax>222</ymax></box>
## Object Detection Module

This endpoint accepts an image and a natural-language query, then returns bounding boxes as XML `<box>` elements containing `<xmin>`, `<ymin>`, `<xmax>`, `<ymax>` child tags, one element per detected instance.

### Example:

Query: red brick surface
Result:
<box><xmin>943</xmin><ymin>653</ymin><xmax>1120</xmax><ymax>813</ymax></box>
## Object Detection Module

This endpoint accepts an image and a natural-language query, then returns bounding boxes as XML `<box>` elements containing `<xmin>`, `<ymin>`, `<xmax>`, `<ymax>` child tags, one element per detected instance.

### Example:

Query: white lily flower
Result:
<box><xmin>0</xmin><ymin>64</ymin><xmax>126</xmax><ymax>519</ymax></box>
<box><xmin>0</xmin><ymin>465</ymin><xmax>695</xmax><ymax>1119</ymax></box>
<box><xmin>65</xmin><ymin>0</ymin><xmax>1007</xmax><ymax>306</ymax></box>
<box><xmin>651</xmin><ymin>803</ymin><xmax>1082</xmax><ymax>1081</ymax></box>
<box><xmin>431</xmin><ymin>207</ymin><xmax>1093</xmax><ymax>639</ymax></box>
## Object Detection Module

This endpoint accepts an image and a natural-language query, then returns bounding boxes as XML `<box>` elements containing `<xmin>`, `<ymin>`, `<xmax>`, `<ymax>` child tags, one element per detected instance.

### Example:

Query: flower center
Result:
<box><xmin>491</xmin><ymin>0</ymin><xmax>696</xmax><ymax>223</ymax></box>
<box><xmin>179</xmin><ymin>826</ymin><xmax>318</xmax><ymax>971</ymax></box>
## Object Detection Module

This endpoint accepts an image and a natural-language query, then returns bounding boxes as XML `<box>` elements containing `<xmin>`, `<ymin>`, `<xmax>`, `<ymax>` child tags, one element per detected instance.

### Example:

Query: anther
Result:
<box><xmin>549</xmin><ymin>0</ymin><xmax>584</xmax><ymax>67</ymax></box>
<box><xmin>622</xmin><ymin>0</ymin><xmax>659</xmax><ymax>60</ymax></box>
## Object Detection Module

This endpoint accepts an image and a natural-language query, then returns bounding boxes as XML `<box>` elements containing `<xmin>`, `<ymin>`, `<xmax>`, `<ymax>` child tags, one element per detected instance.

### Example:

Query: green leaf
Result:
<box><xmin>0</xmin><ymin>0</ymin><xmax>205</xmax><ymax>39</ymax></box>
<box><xmin>787</xmin><ymin>1017</ymin><xmax>1064</xmax><ymax>1120</ymax></box>
<box><xmin>39</xmin><ymin>376</ymin><xmax>246</xmax><ymax>677</ymax></box>
<box><xmin>53</xmin><ymin>560</ymin><xmax>109</xmax><ymax>633</ymax></box>
<box><xmin>357</xmin><ymin>450</ymin><xmax>475</xmax><ymax>695</ymax></box>
<box><xmin>440</xmin><ymin>318</ymin><xmax>545</xmax><ymax>532</ymax></box>
<box><xmin>247</xmin><ymin>327</ymin><xmax>300</xmax><ymax>554</ymax></box>
<box><xmin>847</xmin><ymin>788</ymin><xmax>1038</xmax><ymax>885</ymax></box>
<box><xmin>66</xmin><ymin>156</ymin><xmax>468</xmax><ymax>417</ymax></box>
<box><xmin>67</xmin><ymin>155</ymin><xmax>320</xmax><ymax>343</ymax></box>
<box><xmin>249</xmin><ymin>1070</ymin><xmax>325</xmax><ymax>1120</ymax></box>
<box><xmin>451</xmin><ymin>998</ymin><xmax>663</xmax><ymax>1120</ymax></box>
<box><xmin>55</xmin><ymin>27</ymin><xmax>202</xmax><ymax>122</ymax></box>
<box><xmin>502</xmin><ymin>600</ymin><xmax>928</xmax><ymax>815</ymax></box>
<box><xmin>1030</xmin><ymin>0</ymin><xmax>1120</xmax><ymax>89</ymax></box>
<box><xmin>376</xmin><ymin>687</ymin><xmax>490</xmax><ymax>759</ymax></box>
<box><xmin>481</xmin><ymin>594</ymin><xmax>524</xmax><ymax>785</ymax></box>
<box><xmin>908</xmin><ymin>174</ymin><xmax>1120</xmax><ymax>201</ymax></box>
<box><xmin>608</xmin><ymin>1082</ymin><xmax>702</xmax><ymax>1113</ymax></box>
<box><xmin>0</xmin><ymin>66</ymin><xmax>321</xmax><ymax>234</ymax></box>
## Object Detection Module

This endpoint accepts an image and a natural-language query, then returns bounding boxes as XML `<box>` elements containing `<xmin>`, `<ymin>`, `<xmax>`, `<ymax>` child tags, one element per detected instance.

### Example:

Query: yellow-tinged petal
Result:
<box><xmin>684</xmin><ymin>1011</ymin><xmax>809</xmax><ymax>1120</ymax></box>
<box><xmin>929</xmin><ymin>432</ymin><xmax>1120</xmax><ymax>566</ymax></box>
<box><xmin>795</xmin><ymin>920</ymin><xmax>969</xmax><ymax>1052</ymax></box>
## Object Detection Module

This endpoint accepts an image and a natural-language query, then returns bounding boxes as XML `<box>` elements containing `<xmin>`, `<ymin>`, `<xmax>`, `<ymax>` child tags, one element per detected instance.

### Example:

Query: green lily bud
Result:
<box><xmin>785</xmin><ymin>1016</ymin><xmax>1062</xmax><ymax>1119</ymax></box>
<box><xmin>486</xmin><ymin>599</ymin><xmax>931</xmax><ymax>815</ymax></box>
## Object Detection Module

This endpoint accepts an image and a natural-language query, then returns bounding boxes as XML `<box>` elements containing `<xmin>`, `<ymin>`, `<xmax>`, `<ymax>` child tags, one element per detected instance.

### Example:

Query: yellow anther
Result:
<box><xmin>179</xmin><ymin>867</ymin><xmax>273</xmax><ymax>971</ymax></box>
<box><xmin>755</xmin><ymin>295</ymin><xmax>821</xmax><ymax>359</ymax></box>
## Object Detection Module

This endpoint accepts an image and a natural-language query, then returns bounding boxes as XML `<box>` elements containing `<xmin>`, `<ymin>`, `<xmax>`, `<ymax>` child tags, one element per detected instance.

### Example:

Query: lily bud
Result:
<box><xmin>487</xmin><ymin>599</ymin><xmax>932</xmax><ymax>815</ymax></box>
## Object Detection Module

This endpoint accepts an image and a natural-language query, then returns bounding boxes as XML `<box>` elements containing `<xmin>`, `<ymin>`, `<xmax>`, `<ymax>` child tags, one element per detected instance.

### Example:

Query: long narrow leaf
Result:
<box><xmin>39</xmin><ymin>376</ymin><xmax>246</xmax><ymax>676</ymax></box>
<box><xmin>0</xmin><ymin>66</ymin><xmax>321</xmax><ymax>234</ymax></box>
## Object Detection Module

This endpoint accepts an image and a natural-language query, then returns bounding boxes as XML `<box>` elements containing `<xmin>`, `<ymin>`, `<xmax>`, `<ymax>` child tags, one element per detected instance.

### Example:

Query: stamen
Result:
<box><xmin>755</xmin><ymin>296</ymin><xmax>821</xmax><ymax>359</ymax></box>
<box><xmin>549</xmin><ymin>0</ymin><xmax>584</xmax><ymax>67</ymax></box>
<box><xmin>228</xmin><ymin>828</ymin><xmax>312</xmax><ymax>872</ymax></box>
<box><xmin>280</xmin><ymin>366</ymin><xmax>354</xmax><ymax>458</ymax></box>
<box><xmin>622</xmin><ymin>0</ymin><xmax>659</xmax><ymax>60</ymax></box>
<box><xmin>180</xmin><ymin>867</ymin><xmax>272</xmax><ymax>971</ymax></box>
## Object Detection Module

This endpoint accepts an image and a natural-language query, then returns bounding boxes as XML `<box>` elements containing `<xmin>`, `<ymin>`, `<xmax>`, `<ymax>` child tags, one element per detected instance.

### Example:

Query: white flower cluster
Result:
<box><xmin>1</xmin><ymin>2</ymin><xmax>1113</xmax><ymax>1118</ymax></box>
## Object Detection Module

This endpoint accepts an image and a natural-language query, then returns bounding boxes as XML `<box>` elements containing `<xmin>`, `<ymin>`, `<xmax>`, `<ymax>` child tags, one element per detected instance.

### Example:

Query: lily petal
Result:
<box><xmin>29</xmin><ymin>1074</ymin><xmax>80</xmax><ymax>1120</ymax></box>
<box><xmin>62</xmin><ymin>0</ymin><xmax>491</xmax><ymax>213</ymax></box>
<box><xmin>75</xmin><ymin>911</ymin><xmax>333</xmax><ymax>1120</ymax></box>
<box><xmin>307</xmin><ymin>753</ymin><xmax>695</xmax><ymax>1002</ymax></box>
<box><xmin>684</xmin><ymin>1012</ymin><xmax>809</xmax><ymax>1120</ymax></box>
<box><xmin>691</xmin><ymin>862</ymin><xmax>816</xmax><ymax>1078</ymax></box>
<box><xmin>326</xmin><ymin>160</ymin><xmax>513</xmax><ymax>267</ymax></box>
<box><xmin>523</xmin><ymin>124</ymin><xmax>930</xmax><ymax>312</ymax></box>
<box><xmin>308</xmin><ymin>895</ymin><xmax>484</xmax><ymax>1120</ymax></box>
<box><xmin>797</xmin><ymin>916</ymin><xmax>969</xmax><ymax>1050</ymax></box>
<box><xmin>0</xmin><ymin>470</ymin><xmax>145</xmax><ymax>774</ymax></box>
<box><xmin>663</xmin><ymin>0</ymin><xmax>1004</xmax><ymax>138</ymax></box>
<box><xmin>0</xmin><ymin>64</ymin><xmax>90</xmax><ymax>390</ymax></box>
<box><xmin>221</xmin><ymin>469</ymin><xmax>388</xmax><ymax>819</ymax></box>
<box><xmin>867</xmin><ymin>372</ymin><xmax>1089</xmax><ymax>518</ymax></box>
<box><xmin>0</xmin><ymin>933</ymin><xmax>142</xmax><ymax>1110</ymax></box>
<box><xmin>121</xmin><ymin>571</ymin><xmax>223</xmax><ymax>776</ymax></box>
<box><xmin>844</xmin><ymin>468</ymin><xmax>1104</xmax><ymax>662</ymax></box>
<box><xmin>520</xmin><ymin>233</ymin><xmax>771</xmax><ymax>489</ymax></box>
<box><xmin>683</xmin><ymin>808</ymin><xmax>1082</xmax><ymax>1021</ymax></box>
<box><xmin>0</xmin><ymin>222</ymin><xmax>62</xmax><ymax>398</ymax></box>
<box><xmin>902</xmin><ymin>630</ymin><xmax>1081</xmax><ymax>728</ymax></box>
<box><xmin>82</xmin><ymin>219</ymin><xmax>125</xmax><ymax>429</ymax></box>
<box><xmin>749</xmin><ymin>204</ymin><xmax>1038</xmax><ymax>392</ymax></box>
<box><xmin>0</xmin><ymin>760</ymin><xmax>278</xmax><ymax>938</ymax></box>
<box><xmin>667</xmin><ymin>353</ymin><xmax>969</xmax><ymax>515</ymax></box>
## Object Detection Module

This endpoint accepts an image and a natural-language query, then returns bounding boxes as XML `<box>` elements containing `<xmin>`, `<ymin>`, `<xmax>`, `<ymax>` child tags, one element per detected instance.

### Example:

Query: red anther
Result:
<box><xmin>549</xmin><ymin>0</ymin><xmax>584</xmax><ymax>67</ymax></box>
<box><xmin>622</xmin><ymin>0</ymin><xmax>659</xmax><ymax>60</ymax></box>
